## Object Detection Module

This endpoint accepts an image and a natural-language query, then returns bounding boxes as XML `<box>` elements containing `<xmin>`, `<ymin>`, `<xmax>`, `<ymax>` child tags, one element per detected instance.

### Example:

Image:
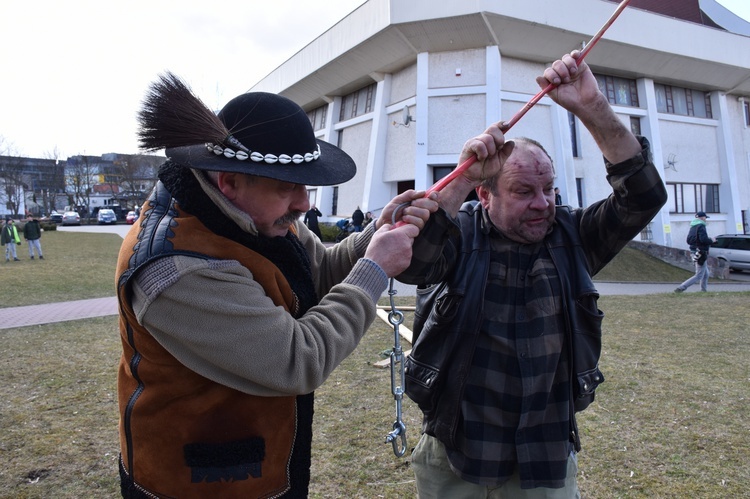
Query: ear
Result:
<box><xmin>216</xmin><ymin>172</ymin><xmax>240</xmax><ymax>200</ymax></box>
<box><xmin>477</xmin><ymin>184</ymin><xmax>492</xmax><ymax>209</ymax></box>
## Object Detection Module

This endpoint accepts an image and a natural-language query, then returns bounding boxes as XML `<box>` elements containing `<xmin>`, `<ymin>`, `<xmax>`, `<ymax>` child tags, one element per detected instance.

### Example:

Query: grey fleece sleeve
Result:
<box><xmin>130</xmin><ymin>251</ymin><xmax>387</xmax><ymax>398</ymax></box>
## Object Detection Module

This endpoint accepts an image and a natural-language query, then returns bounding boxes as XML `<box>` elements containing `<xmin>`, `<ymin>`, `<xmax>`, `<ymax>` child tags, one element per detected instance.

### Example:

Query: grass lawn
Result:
<box><xmin>0</xmin><ymin>231</ymin><xmax>123</xmax><ymax>307</ymax></box>
<box><xmin>0</xmin><ymin>231</ymin><xmax>748</xmax><ymax>497</ymax></box>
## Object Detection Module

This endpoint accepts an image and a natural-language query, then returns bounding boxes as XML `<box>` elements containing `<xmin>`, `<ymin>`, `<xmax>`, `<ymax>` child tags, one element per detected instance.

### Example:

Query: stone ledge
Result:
<box><xmin>628</xmin><ymin>240</ymin><xmax>730</xmax><ymax>279</ymax></box>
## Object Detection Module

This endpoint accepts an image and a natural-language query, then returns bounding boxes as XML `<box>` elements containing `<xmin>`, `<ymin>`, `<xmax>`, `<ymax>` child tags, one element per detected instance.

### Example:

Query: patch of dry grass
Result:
<box><xmin>0</xmin><ymin>317</ymin><xmax>121</xmax><ymax>497</ymax></box>
<box><xmin>2</xmin><ymin>293</ymin><xmax>749</xmax><ymax>497</ymax></box>
<box><xmin>1</xmin><ymin>234</ymin><xmax>748</xmax><ymax>497</ymax></box>
<box><xmin>577</xmin><ymin>293</ymin><xmax>750</xmax><ymax>498</ymax></box>
<box><xmin>0</xmin><ymin>231</ymin><xmax>122</xmax><ymax>307</ymax></box>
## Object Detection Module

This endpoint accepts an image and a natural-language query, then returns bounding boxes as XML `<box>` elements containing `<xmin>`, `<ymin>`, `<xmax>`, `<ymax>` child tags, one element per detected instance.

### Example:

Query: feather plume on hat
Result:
<box><xmin>136</xmin><ymin>72</ymin><xmax>357</xmax><ymax>185</ymax></box>
<box><xmin>137</xmin><ymin>72</ymin><xmax>232</xmax><ymax>152</ymax></box>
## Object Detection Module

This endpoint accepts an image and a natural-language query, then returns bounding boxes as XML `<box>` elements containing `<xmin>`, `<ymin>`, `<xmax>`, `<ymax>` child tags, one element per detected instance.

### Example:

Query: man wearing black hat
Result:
<box><xmin>675</xmin><ymin>211</ymin><xmax>715</xmax><ymax>293</ymax></box>
<box><xmin>115</xmin><ymin>74</ymin><xmax>437</xmax><ymax>498</ymax></box>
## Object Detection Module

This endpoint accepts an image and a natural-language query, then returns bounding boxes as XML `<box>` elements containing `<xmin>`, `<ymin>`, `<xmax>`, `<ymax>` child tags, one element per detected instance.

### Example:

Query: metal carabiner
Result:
<box><xmin>386</xmin><ymin>419</ymin><xmax>407</xmax><ymax>457</ymax></box>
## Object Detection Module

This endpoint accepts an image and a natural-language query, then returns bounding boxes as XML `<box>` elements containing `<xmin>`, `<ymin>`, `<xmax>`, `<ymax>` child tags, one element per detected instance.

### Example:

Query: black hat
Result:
<box><xmin>138</xmin><ymin>73</ymin><xmax>355</xmax><ymax>186</ymax></box>
<box><xmin>695</xmin><ymin>211</ymin><xmax>709</xmax><ymax>218</ymax></box>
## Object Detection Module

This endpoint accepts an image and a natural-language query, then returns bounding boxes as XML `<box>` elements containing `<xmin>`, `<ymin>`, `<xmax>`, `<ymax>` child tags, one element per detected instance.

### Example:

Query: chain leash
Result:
<box><xmin>383</xmin><ymin>202</ymin><xmax>411</xmax><ymax>457</ymax></box>
<box><xmin>384</xmin><ymin>277</ymin><xmax>407</xmax><ymax>457</ymax></box>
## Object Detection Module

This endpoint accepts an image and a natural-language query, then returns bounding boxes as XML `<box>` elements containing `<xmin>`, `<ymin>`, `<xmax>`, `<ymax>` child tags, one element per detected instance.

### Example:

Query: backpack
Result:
<box><xmin>686</xmin><ymin>226</ymin><xmax>698</xmax><ymax>246</ymax></box>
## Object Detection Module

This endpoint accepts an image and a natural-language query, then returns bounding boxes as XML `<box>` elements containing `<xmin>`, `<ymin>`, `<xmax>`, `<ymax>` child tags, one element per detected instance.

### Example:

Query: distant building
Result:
<box><xmin>0</xmin><ymin>155</ymin><xmax>65</xmax><ymax>218</ymax></box>
<box><xmin>64</xmin><ymin>153</ymin><xmax>162</xmax><ymax>217</ymax></box>
<box><xmin>0</xmin><ymin>152</ymin><xmax>162</xmax><ymax>219</ymax></box>
<box><xmin>250</xmin><ymin>0</ymin><xmax>750</xmax><ymax>246</ymax></box>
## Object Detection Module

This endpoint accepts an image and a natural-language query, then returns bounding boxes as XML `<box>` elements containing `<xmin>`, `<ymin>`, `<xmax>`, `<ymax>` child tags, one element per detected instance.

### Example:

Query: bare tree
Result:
<box><xmin>114</xmin><ymin>154</ymin><xmax>161</xmax><ymax>210</ymax></box>
<box><xmin>66</xmin><ymin>155</ymin><xmax>96</xmax><ymax>221</ymax></box>
<box><xmin>43</xmin><ymin>146</ymin><xmax>66</xmax><ymax>214</ymax></box>
<box><xmin>0</xmin><ymin>138</ymin><xmax>28</xmax><ymax>217</ymax></box>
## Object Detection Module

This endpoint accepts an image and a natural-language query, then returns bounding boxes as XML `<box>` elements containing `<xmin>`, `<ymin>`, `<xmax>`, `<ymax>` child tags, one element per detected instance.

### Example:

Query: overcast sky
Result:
<box><xmin>0</xmin><ymin>0</ymin><xmax>748</xmax><ymax>160</ymax></box>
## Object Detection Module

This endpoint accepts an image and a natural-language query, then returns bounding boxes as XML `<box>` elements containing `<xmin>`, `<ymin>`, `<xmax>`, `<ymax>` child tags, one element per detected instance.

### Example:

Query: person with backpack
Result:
<box><xmin>675</xmin><ymin>211</ymin><xmax>715</xmax><ymax>293</ymax></box>
<box><xmin>397</xmin><ymin>50</ymin><xmax>667</xmax><ymax>497</ymax></box>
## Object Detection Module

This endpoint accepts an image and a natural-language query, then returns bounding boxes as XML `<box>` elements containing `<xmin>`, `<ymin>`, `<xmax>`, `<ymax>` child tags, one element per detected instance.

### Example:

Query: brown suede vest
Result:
<box><xmin>116</xmin><ymin>195</ymin><xmax>301</xmax><ymax>498</ymax></box>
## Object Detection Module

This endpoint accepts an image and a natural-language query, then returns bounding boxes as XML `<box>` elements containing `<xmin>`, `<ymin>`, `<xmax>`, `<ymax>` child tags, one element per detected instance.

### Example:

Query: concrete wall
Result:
<box><xmin>629</xmin><ymin>240</ymin><xmax>729</xmax><ymax>279</ymax></box>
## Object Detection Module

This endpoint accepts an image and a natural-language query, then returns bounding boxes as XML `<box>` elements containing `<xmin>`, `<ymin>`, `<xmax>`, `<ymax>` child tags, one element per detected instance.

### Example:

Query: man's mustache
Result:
<box><xmin>275</xmin><ymin>211</ymin><xmax>304</xmax><ymax>226</ymax></box>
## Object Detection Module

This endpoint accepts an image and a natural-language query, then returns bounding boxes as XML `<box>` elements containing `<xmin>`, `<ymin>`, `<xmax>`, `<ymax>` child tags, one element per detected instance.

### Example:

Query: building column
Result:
<box><xmin>362</xmin><ymin>74</ymin><xmax>393</xmax><ymax>215</ymax></box>
<box><xmin>639</xmin><ymin>77</ymin><xmax>671</xmax><ymax>247</ymax></box>
<box><xmin>414</xmin><ymin>52</ymin><xmax>430</xmax><ymax>191</ymax></box>
<box><xmin>713</xmin><ymin>92</ymin><xmax>745</xmax><ymax>234</ymax></box>
<box><xmin>315</xmin><ymin>96</ymin><xmax>342</xmax><ymax>219</ymax></box>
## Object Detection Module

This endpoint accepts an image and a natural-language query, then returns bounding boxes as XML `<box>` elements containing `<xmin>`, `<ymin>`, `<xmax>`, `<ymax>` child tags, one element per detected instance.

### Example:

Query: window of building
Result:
<box><xmin>568</xmin><ymin>112</ymin><xmax>580</xmax><ymax>157</ymax></box>
<box><xmin>306</xmin><ymin>188</ymin><xmax>318</xmax><ymax>208</ymax></box>
<box><xmin>744</xmin><ymin>100</ymin><xmax>750</xmax><ymax>127</ymax></box>
<box><xmin>307</xmin><ymin>105</ymin><xmax>328</xmax><ymax>131</ymax></box>
<box><xmin>640</xmin><ymin>222</ymin><xmax>653</xmax><ymax>242</ymax></box>
<box><xmin>576</xmin><ymin>178</ymin><xmax>584</xmax><ymax>208</ymax></box>
<box><xmin>630</xmin><ymin>116</ymin><xmax>641</xmax><ymax>136</ymax></box>
<box><xmin>667</xmin><ymin>182</ymin><xmax>719</xmax><ymax>214</ymax></box>
<box><xmin>594</xmin><ymin>74</ymin><xmax>639</xmax><ymax>107</ymax></box>
<box><xmin>331</xmin><ymin>186</ymin><xmax>339</xmax><ymax>216</ymax></box>
<box><xmin>432</xmin><ymin>166</ymin><xmax>476</xmax><ymax>201</ymax></box>
<box><xmin>433</xmin><ymin>166</ymin><xmax>452</xmax><ymax>185</ymax></box>
<box><xmin>339</xmin><ymin>83</ymin><xmax>376</xmax><ymax>121</ymax></box>
<box><xmin>397</xmin><ymin>180</ymin><xmax>416</xmax><ymax>195</ymax></box>
<box><xmin>655</xmin><ymin>84</ymin><xmax>713</xmax><ymax>119</ymax></box>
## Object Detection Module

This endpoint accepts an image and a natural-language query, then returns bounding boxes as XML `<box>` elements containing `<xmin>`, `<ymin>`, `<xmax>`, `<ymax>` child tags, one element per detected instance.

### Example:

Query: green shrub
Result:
<box><xmin>318</xmin><ymin>223</ymin><xmax>340</xmax><ymax>242</ymax></box>
<box><xmin>41</xmin><ymin>222</ymin><xmax>57</xmax><ymax>231</ymax></box>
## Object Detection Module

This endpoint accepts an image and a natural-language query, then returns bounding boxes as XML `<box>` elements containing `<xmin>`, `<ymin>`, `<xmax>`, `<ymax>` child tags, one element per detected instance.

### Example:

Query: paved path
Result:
<box><xmin>1</xmin><ymin>225</ymin><xmax>747</xmax><ymax>330</ymax></box>
<box><xmin>1</xmin><ymin>280</ymin><xmax>748</xmax><ymax>330</ymax></box>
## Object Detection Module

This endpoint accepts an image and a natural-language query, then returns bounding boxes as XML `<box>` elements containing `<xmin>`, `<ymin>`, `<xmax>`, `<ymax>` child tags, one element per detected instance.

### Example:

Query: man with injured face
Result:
<box><xmin>399</xmin><ymin>51</ymin><xmax>667</xmax><ymax>497</ymax></box>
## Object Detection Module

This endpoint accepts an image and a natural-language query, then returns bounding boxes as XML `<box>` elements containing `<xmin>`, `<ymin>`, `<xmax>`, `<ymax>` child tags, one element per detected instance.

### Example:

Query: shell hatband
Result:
<box><xmin>206</xmin><ymin>142</ymin><xmax>322</xmax><ymax>165</ymax></box>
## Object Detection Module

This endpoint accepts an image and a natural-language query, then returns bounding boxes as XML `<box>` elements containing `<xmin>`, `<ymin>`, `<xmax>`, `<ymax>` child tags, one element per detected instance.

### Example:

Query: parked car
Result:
<box><xmin>61</xmin><ymin>211</ymin><xmax>81</xmax><ymax>226</ymax></box>
<box><xmin>126</xmin><ymin>210</ymin><xmax>138</xmax><ymax>224</ymax></box>
<box><xmin>48</xmin><ymin>211</ymin><xmax>63</xmax><ymax>224</ymax></box>
<box><xmin>711</xmin><ymin>234</ymin><xmax>750</xmax><ymax>272</ymax></box>
<box><xmin>97</xmin><ymin>208</ymin><xmax>117</xmax><ymax>225</ymax></box>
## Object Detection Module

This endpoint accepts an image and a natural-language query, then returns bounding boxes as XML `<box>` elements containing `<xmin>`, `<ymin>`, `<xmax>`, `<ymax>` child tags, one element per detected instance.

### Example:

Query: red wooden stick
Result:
<box><xmin>423</xmin><ymin>0</ymin><xmax>632</xmax><ymax>198</ymax></box>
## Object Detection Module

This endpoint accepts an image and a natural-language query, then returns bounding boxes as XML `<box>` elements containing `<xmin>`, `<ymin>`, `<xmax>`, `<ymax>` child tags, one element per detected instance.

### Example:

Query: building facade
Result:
<box><xmin>0</xmin><ymin>155</ymin><xmax>65</xmax><ymax>219</ymax></box>
<box><xmin>250</xmin><ymin>0</ymin><xmax>750</xmax><ymax>249</ymax></box>
<box><xmin>0</xmin><ymin>152</ymin><xmax>161</xmax><ymax>220</ymax></box>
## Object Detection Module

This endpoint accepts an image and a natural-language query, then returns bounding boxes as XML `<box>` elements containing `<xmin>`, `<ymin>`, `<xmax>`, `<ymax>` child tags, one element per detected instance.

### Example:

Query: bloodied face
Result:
<box><xmin>477</xmin><ymin>140</ymin><xmax>556</xmax><ymax>244</ymax></box>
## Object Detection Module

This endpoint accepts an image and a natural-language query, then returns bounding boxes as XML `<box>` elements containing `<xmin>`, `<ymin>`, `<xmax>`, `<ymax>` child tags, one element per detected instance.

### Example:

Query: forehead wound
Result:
<box><xmin>507</xmin><ymin>143</ymin><xmax>553</xmax><ymax>176</ymax></box>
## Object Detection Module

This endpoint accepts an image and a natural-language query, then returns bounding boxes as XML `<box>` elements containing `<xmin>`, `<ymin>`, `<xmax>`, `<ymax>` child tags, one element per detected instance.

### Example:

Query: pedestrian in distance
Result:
<box><xmin>2</xmin><ymin>218</ymin><xmax>21</xmax><ymax>262</ymax></box>
<box><xmin>555</xmin><ymin>186</ymin><xmax>563</xmax><ymax>205</ymax></box>
<box><xmin>675</xmin><ymin>211</ymin><xmax>715</xmax><ymax>293</ymax></box>
<box><xmin>351</xmin><ymin>206</ymin><xmax>365</xmax><ymax>232</ymax></box>
<box><xmin>23</xmin><ymin>216</ymin><xmax>44</xmax><ymax>260</ymax></box>
<box><xmin>303</xmin><ymin>204</ymin><xmax>323</xmax><ymax>239</ymax></box>
<box><xmin>116</xmin><ymin>73</ymin><xmax>438</xmax><ymax>498</ymax></box>
<box><xmin>398</xmin><ymin>49</ymin><xmax>667</xmax><ymax>497</ymax></box>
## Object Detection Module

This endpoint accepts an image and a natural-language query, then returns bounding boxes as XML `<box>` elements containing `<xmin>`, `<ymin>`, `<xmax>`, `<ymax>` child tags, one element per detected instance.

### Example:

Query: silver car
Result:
<box><xmin>61</xmin><ymin>211</ymin><xmax>81</xmax><ymax>226</ymax></box>
<box><xmin>711</xmin><ymin>234</ymin><xmax>750</xmax><ymax>272</ymax></box>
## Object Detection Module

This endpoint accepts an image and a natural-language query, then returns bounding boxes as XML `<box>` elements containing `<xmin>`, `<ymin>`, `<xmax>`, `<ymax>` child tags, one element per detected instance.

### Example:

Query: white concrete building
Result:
<box><xmin>250</xmin><ymin>0</ymin><xmax>750</xmax><ymax>249</ymax></box>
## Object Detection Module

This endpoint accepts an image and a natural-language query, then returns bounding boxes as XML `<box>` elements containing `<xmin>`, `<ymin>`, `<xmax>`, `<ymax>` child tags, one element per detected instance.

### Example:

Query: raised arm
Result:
<box><xmin>538</xmin><ymin>50</ymin><xmax>641</xmax><ymax>164</ymax></box>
